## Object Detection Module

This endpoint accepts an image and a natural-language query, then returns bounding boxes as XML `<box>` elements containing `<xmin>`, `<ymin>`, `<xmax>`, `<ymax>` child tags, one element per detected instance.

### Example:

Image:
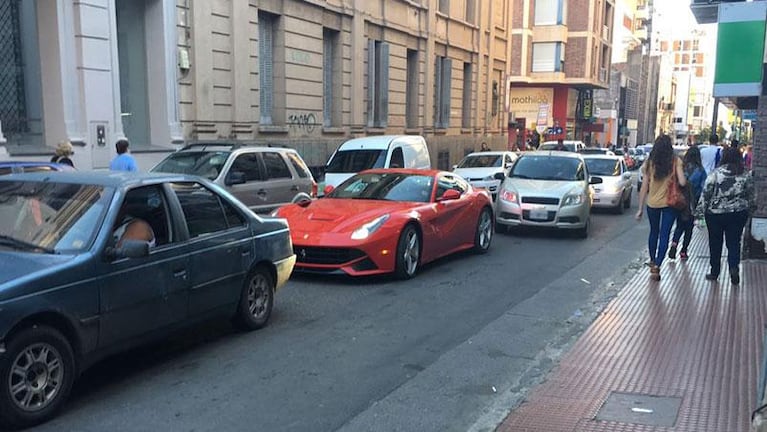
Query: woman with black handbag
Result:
<box><xmin>697</xmin><ymin>146</ymin><xmax>755</xmax><ymax>284</ymax></box>
<box><xmin>636</xmin><ymin>135</ymin><xmax>687</xmax><ymax>281</ymax></box>
<box><xmin>668</xmin><ymin>146</ymin><xmax>707</xmax><ymax>261</ymax></box>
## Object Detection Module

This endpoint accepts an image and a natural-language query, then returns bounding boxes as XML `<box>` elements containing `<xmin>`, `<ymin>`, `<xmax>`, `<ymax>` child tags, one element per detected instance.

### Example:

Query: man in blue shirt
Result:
<box><xmin>110</xmin><ymin>139</ymin><xmax>138</xmax><ymax>171</ymax></box>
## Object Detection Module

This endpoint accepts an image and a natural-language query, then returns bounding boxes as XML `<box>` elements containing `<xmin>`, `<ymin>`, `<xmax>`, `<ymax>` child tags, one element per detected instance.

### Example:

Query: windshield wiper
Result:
<box><xmin>0</xmin><ymin>235</ymin><xmax>56</xmax><ymax>254</ymax></box>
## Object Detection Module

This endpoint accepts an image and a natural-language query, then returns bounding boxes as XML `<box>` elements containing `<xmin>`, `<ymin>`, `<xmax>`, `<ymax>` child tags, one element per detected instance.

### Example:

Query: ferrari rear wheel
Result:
<box><xmin>394</xmin><ymin>225</ymin><xmax>420</xmax><ymax>279</ymax></box>
<box><xmin>474</xmin><ymin>207</ymin><xmax>493</xmax><ymax>253</ymax></box>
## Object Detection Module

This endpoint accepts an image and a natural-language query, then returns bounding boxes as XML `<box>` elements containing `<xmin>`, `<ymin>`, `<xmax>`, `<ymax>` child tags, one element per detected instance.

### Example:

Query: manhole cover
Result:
<box><xmin>596</xmin><ymin>392</ymin><xmax>682</xmax><ymax>427</ymax></box>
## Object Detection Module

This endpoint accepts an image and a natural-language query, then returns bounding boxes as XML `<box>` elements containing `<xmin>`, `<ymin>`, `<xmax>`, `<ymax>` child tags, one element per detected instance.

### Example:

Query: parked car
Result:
<box><xmin>452</xmin><ymin>151</ymin><xmax>518</xmax><ymax>201</ymax></box>
<box><xmin>151</xmin><ymin>143</ymin><xmax>317</xmax><ymax>213</ymax></box>
<box><xmin>579</xmin><ymin>147</ymin><xmax>615</xmax><ymax>156</ymax></box>
<box><xmin>0</xmin><ymin>171</ymin><xmax>295</xmax><ymax>428</ymax></box>
<box><xmin>582</xmin><ymin>155</ymin><xmax>633</xmax><ymax>213</ymax></box>
<box><xmin>323</xmin><ymin>135</ymin><xmax>432</xmax><ymax>192</ymax></box>
<box><xmin>539</xmin><ymin>140</ymin><xmax>586</xmax><ymax>153</ymax></box>
<box><xmin>0</xmin><ymin>161</ymin><xmax>75</xmax><ymax>175</ymax></box>
<box><xmin>495</xmin><ymin>151</ymin><xmax>601</xmax><ymax>238</ymax></box>
<box><xmin>612</xmin><ymin>148</ymin><xmax>636</xmax><ymax>170</ymax></box>
<box><xmin>274</xmin><ymin>169</ymin><xmax>494</xmax><ymax>278</ymax></box>
<box><xmin>629</xmin><ymin>147</ymin><xmax>646</xmax><ymax>166</ymax></box>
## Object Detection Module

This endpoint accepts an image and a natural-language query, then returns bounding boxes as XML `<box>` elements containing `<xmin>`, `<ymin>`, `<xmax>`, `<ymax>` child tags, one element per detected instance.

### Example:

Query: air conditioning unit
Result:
<box><xmin>599</xmin><ymin>68</ymin><xmax>608</xmax><ymax>82</ymax></box>
<box><xmin>602</xmin><ymin>25</ymin><xmax>610</xmax><ymax>40</ymax></box>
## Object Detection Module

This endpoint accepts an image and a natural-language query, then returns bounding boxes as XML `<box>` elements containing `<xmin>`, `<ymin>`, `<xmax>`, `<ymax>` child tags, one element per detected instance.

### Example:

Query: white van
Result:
<box><xmin>324</xmin><ymin>135</ymin><xmax>432</xmax><ymax>190</ymax></box>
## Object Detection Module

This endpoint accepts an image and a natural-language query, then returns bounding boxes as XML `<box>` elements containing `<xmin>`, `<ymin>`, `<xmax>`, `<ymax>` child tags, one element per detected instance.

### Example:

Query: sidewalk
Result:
<box><xmin>497</xmin><ymin>231</ymin><xmax>767</xmax><ymax>432</ymax></box>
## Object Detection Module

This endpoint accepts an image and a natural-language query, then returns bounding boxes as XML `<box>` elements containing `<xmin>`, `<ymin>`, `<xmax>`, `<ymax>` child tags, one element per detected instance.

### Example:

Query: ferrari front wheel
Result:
<box><xmin>394</xmin><ymin>225</ymin><xmax>420</xmax><ymax>279</ymax></box>
<box><xmin>474</xmin><ymin>207</ymin><xmax>493</xmax><ymax>253</ymax></box>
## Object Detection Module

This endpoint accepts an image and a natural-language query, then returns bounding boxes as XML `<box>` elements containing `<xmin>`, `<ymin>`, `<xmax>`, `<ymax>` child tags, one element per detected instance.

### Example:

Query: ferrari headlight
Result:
<box><xmin>562</xmin><ymin>193</ymin><xmax>585</xmax><ymax>207</ymax></box>
<box><xmin>351</xmin><ymin>214</ymin><xmax>390</xmax><ymax>240</ymax></box>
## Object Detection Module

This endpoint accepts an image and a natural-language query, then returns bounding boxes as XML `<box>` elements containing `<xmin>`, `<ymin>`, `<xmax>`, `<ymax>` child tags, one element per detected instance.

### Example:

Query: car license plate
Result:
<box><xmin>529</xmin><ymin>208</ymin><xmax>548</xmax><ymax>220</ymax></box>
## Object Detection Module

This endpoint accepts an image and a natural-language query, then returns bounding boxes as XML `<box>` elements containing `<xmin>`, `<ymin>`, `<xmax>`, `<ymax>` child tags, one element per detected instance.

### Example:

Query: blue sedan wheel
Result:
<box><xmin>234</xmin><ymin>267</ymin><xmax>274</xmax><ymax>331</ymax></box>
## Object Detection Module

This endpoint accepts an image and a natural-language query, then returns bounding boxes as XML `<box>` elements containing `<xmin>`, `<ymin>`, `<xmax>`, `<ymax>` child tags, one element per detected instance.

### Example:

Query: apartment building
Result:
<box><xmin>0</xmin><ymin>0</ymin><xmax>515</xmax><ymax>171</ymax></box>
<box><xmin>507</xmin><ymin>0</ymin><xmax>614</xmax><ymax>147</ymax></box>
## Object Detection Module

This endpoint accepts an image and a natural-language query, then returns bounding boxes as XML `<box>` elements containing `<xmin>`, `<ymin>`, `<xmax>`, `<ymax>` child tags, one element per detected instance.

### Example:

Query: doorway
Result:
<box><xmin>116</xmin><ymin>0</ymin><xmax>150</xmax><ymax>147</ymax></box>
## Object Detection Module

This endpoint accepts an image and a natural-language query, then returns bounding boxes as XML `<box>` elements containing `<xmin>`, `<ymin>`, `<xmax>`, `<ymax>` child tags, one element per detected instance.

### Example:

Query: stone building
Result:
<box><xmin>0</xmin><ymin>0</ymin><xmax>517</xmax><ymax>171</ymax></box>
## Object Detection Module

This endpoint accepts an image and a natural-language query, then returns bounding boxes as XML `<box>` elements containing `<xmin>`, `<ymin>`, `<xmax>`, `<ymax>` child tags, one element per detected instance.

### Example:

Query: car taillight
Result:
<box><xmin>311</xmin><ymin>181</ymin><xmax>318</xmax><ymax>198</ymax></box>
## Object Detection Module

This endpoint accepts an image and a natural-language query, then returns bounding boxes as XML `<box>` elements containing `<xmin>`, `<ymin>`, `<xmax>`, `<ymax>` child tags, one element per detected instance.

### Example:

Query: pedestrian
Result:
<box><xmin>668</xmin><ymin>145</ymin><xmax>706</xmax><ymax>261</ymax></box>
<box><xmin>635</xmin><ymin>134</ymin><xmax>687</xmax><ymax>281</ymax></box>
<box><xmin>696</xmin><ymin>146</ymin><xmax>755</xmax><ymax>284</ymax></box>
<box><xmin>50</xmin><ymin>140</ymin><xmax>75</xmax><ymax>168</ymax></box>
<box><xmin>554</xmin><ymin>138</ymin><xmax>566</xmax><ymax>151</ymax></box>
<box><xmin>744</xmin><ymin>144</ymin><xmax>753</xmax><ymax>171</ymax></box>
<box><xmin>700</xmin><ymin>134</ymin><xmax>721</xmax><ymax>175</ymax></box>
<box><xmin>110</xmin><ymin>138</ymin><xmax>138</xmax><ymax>172</ymax></box>
<box><xmin>480</xmin><ymin>142</ymin><xmax>490</xmax><ymax>152</ymax></box>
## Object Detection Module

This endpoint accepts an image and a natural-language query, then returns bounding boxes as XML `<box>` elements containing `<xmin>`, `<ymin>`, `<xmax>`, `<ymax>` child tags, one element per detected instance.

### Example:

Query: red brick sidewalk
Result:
<box><xmin>498</xmin><ymin>232</ymin><xmax>767</xmax><ymax>432</ymax></box>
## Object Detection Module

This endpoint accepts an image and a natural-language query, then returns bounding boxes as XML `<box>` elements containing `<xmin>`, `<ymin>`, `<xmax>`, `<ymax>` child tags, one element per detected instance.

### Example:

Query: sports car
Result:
<box><xmin>274</xmin><ymin>169</ymin><xmax>495</xmax><ymax>278</ymax></box>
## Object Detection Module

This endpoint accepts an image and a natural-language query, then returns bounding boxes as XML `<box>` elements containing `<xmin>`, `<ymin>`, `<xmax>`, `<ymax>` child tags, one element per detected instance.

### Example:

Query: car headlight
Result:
<box><xmin>562</xmin><ymin>193</ymin><xmax>585</xmax><ymax>207</ymax></box>
<box><xmin>500</xmin><ymin>189</ymin><xmax>518</xmax><ymax>203</ymax></box>
<box><xmin>351</xmin><ymin>214</ymin><xmax>390</xmax><ymax>240</ymax></box>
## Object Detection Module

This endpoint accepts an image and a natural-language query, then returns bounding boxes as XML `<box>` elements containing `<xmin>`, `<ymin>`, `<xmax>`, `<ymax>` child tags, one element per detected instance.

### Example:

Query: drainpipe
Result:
<box><xmin>0</xmin><ymin>120</ymin><xmax>5</xmax><ymax>143</ymax></box>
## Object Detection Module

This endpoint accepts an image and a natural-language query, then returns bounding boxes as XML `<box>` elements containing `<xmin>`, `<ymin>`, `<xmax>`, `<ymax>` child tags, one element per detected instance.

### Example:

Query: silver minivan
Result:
<box><xmin>152</xmin><ymin>143</ymin><xmax>317</xmax><ymax>213</ymax></box>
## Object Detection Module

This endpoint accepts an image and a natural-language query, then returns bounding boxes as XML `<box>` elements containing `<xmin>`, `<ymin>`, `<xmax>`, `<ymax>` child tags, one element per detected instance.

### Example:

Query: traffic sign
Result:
<box><xmin>536</xmin><ymin>104</ymin><xmax>549</xmax><ymax>134</ymax></box>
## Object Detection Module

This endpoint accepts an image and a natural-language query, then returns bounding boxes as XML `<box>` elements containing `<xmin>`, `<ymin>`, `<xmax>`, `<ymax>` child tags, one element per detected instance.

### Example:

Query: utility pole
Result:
<box><xmin>710</xmin><ymin>97</ymin><xmax>719</xmax><ymax>142</ymax></box>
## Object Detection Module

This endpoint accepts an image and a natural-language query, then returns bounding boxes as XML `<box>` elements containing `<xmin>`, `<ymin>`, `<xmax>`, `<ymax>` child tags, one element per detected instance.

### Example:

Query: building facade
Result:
<box><xmin>506</xmin><ymin>0</ymin><xmax>614</xmax><ymax>147</ymax></box>
<box><xmin>0</xmin><ymin>0</ymin><xmax>521</xmax><ymax>172</ymax></box>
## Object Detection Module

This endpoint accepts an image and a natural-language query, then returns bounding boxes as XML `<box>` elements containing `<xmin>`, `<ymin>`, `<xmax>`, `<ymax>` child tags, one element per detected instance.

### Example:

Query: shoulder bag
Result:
<box><xmin>666</xmin><ymin>160</ymin><xmax>688</xmax><ymax>211</ymax></box>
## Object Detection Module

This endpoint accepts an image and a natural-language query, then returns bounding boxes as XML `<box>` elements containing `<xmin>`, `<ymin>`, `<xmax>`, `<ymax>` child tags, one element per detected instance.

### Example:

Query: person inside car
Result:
<box><xmin>112</xmin><ymin>205</ymin><xmax>156</xmax><ymax>248</ymax></box>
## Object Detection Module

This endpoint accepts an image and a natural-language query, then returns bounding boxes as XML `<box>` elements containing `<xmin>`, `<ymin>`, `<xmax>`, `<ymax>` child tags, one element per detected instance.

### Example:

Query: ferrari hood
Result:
<box><xmin>279</xmin><ymin>199</ymin><xmax>418</xmax><ymax>233</ymax></box>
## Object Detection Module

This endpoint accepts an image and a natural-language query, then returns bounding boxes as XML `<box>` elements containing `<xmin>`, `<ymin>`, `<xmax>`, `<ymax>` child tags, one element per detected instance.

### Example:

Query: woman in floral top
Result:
<box><xmin>697</xmin><ymin>146</ymin><xmax>756</xmax><ymax>284</ymax></box>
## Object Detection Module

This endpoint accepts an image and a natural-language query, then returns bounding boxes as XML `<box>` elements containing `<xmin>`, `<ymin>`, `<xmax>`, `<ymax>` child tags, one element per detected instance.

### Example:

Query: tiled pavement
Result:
<box><xmin>498</xmin><ymin>231</ymin><xmax>767</xmax><ymax>432</ymax></box>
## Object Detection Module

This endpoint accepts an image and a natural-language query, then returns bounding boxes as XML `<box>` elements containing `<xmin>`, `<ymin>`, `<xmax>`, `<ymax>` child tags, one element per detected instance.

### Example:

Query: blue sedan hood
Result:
<box><xmin>0</xmin><ymin>251</ymin><xmax>76</xmax><ymax>287</ymax></box>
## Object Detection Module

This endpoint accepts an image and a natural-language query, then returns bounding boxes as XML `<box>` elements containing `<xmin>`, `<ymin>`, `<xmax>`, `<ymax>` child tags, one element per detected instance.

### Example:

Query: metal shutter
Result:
<box><xmin>323</xmin><ymin>30</ymin><xmax>333</xmax><ymax>127</ymax></box>
<box><xmin>259</xmin><ymin>13</ymin><xmax>273</xmax><ymax>125</ymax></box>
<box><xmin>440</xmin><ymin>58</ymin><xmax>451</xmax><ymax>129</ymax></box>
<box><xmin>367</xmin><ymin>39</ymin><xmax>376</xmax><ymax>127</ymax></box>
<box><xmin>378</xmin><ymin>42</ymin><xmax>389</xmax><ymax>127</ymax></box>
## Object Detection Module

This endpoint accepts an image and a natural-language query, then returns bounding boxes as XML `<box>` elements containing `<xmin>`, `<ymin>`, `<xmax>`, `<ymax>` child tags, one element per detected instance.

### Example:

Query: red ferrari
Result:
<box><xmin>274</xmin><ymin>169</ymin><xmax>495</xmax><ymax>278</ymax></box>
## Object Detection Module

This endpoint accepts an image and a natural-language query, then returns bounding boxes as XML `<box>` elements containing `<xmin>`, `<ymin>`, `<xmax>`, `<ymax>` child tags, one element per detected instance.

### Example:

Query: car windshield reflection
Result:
<box><xmin>584</xmin><ymin>159</ymin><xmax>620</xmax><ymax>176</ymax></box>
<box><xmin>456</xmin><ymin>155</ymin><xmax>503</xmax><ymax>168</ymax></box>
<box><xmin>152</xmin><ymin>151</ymin><xmax>231</xmax><ymax>180</ymax></box>
<box><xmin>509</xmin><ymin>156</ymin><xmax>583</xmax><ymax>181</ymax></box>
<box><xmin>329</xmin><ymin>172</ymin><xmax>434</xmax><ymax>202</ymax></box>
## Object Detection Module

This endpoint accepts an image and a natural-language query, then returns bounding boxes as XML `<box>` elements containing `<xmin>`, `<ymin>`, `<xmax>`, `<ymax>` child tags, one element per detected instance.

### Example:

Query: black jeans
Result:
<box><xmin>672</xmin><ymin>215</ymin><xmax>694</xmax><ymax>253</ymax></box>
<box><xmin>705</xmin><ymin>211</ymin><xmax>749</xmax><ymax>275</ymax></box>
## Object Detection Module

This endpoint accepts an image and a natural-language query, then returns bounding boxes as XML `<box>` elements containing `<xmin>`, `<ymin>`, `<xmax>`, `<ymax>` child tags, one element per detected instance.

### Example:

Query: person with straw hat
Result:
<box><xmin>51</xmin><ymin>140</ymin><xmax>75</xmax><ymax>167</ymax></box>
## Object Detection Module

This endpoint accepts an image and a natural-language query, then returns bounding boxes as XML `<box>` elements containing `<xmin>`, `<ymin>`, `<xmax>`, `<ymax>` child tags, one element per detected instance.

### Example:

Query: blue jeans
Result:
<box><xmin>647</xmin><ymin>206</ymin><xmax>678</xmax><ymax>267</ymax></box>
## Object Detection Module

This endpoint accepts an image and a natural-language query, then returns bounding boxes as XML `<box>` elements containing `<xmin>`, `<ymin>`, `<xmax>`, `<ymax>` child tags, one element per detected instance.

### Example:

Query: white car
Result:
<box><xmin>452</xmin><ymin>151</ymin><xmax>518</xmax><ymax>200</ymax></box>
<box><xmin>582</xmin><ymin>155</ymin><xmax>633</xmax><ymax>213</ymax></box>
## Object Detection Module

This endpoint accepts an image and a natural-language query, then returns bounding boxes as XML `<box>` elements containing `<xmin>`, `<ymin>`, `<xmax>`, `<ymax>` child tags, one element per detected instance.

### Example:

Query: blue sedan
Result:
<box><xmin>0</xmin><ymin>171</ymin><xmax>295</xmax><ymax>428</ymax></box>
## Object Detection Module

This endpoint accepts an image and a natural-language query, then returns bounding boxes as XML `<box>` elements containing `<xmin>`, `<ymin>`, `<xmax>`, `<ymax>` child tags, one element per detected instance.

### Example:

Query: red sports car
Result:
<box><xmin>274</xmin><ymin>169</ymin><xmax>494</xmax><ymax>278</ymax></box>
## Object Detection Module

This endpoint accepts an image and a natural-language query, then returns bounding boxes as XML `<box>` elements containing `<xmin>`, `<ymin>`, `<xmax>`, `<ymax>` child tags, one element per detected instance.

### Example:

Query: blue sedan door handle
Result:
<box><xmin>173</xmin><ymin>269</ymin><xmax>188</xmax><ymax>280</ymax></box>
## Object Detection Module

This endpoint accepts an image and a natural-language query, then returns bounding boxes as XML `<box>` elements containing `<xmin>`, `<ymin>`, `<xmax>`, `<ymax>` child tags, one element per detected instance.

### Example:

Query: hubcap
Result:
<box><xmin>247</xmin><ymin>274</ymin><xmax>271</xmax><ymax>319</ymax></box>
<box><xmin>8</xmin><ymin>343</ymin><xmax>63</xmax><ymax>412</ymax></box>
<box><xmin>478</xmin><ymin>210</ymin><xmax>492</xmax><ymax>248</ymax></box>
<box><xmin>403</xmin><ymin>230</ymin><xmax>419</xmax><ymax>275</ymax></box>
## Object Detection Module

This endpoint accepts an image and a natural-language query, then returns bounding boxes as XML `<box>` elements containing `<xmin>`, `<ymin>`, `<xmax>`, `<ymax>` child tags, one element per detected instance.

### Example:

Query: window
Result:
<box><xmin>323</xmin><ymin>28</ymin><xmax>342</xmax><ymax>127</ymax></box>
<box><xmin>693</xmin><ymin>106</ymin><xmax>702</xmax><ymax>117</ymax></box>
<box><xmin>437</xmin><ymin>150</ymin><xmax>450</xmax><ymax>171</ymax></box>
<box><xmin>367</xmin><ymin>40</ymin><xmax>390</xmax><ymax>128</ymax></box>
<box><xmin>535</xmin><ymin>0</ymin><xmax>565</xmax><ymax>25</ymax></box>
<box><xmin>660</xmin><ymin>41</ymin><xmax>668</xmax><ymax>51</ymax></box>
<box><xmin>434</xmin><ymin>56</ymin><xmax>451</xmax><ymax>128</ymax></box>
<box><xmin>222</xmin><ymin>199</ymin><xmax>246</xmax><ymax>228</ymax></box>
<box><xmin>286</xmin><ymin>152</ymin><xmax>311</xmax><ymax>178</ymax></box>
<box><xmin>231</xmin><ymin>153</ymin><xmax>263</xmax><ymax>181</ymax></box>
<box><xmin>436</xmin><ymin>174</ymin><xmax>467</xmax><ymax>198</ymax></box>
<box><xmin>262</xmin><ymin>152</ymin><xmax>291</xmax><ymax>179</ymax></box>
<box><xmin>693</xmin><ymin>39</ymin><xmax>700</xmax><ymax>51</ymax></box>
<box><xmin>682</xmin><ymin>54</ymin><xmax>689</xmax><ymax>64</ymax></box>
<box><xmin>532</xmin><ymin>43</ymin><xmax>564</xmax><ymax>72</ymax></box>
<box><xmin>439</xmin><ymin>0</ymin><xmax>449</xmax><ymax>14</ymax></box>
<box><xmin>406</xmin><ymin>49</ymin><xmax>419</xmax><ymax>128</ymax></box>
<box><xmin>683</xmin><ymin>40</ymin><xmax>691</xmax><ymax>51</ymax></box>
<box><xmin>389</xmin><ymin>147</ymin><xmax>404</xmax><ymax>168</ymax></box>
<box><xmin>462</xmin><ymin>62</ymin><xmax>472</xmax><ymax>128</ymax></box>
<box><xmin>465</xmin><ymin>0</ymin><xmax>476</xmax><ymax>23</ymax></box>
<box><xmin>259</xmin><ymin>12</ymin><xmax>276</xmax><ymax>125</ymax></box>
<box><xmin>172</xmin><ymin>183</ymin><xmax>239</xmax><ymax>238</ymax></box>
<box><xmin>120</xmin><ymin>185</ymin><xmax>172</xmax><ymax>246</ymax></box>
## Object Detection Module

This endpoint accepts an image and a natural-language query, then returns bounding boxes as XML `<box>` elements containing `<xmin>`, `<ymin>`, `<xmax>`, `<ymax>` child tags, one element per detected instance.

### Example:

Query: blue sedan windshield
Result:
<box><xmin>0</xmin><ymin>181</ymin><xmax>112</xmax><ymax>253</ymax></box>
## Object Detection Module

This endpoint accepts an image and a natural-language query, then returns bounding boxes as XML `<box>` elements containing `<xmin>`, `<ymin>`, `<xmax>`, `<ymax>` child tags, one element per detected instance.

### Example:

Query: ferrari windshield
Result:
<box><xmin>509</xmin><ymin>156</ymin><xmax>585</xmax><ymax>181</ymax></box>
<box><xmin>329</xmin><ymin>172</ymin><xmax>434</xmax><ymax>202</ymax></box>
<box><xmin>152</xmin><ymin>151</ymin><xmax>230</xmax><ymax>180</ymax></box>
<box><xmin>0</xmin><ymin>180</ymin><xmax>112</xmax><ymax>253</ymax></box>
<box><xmin>456</xmin><ymin>154</ymin><xmax>503</xmax><ymax>168</ymax></box>
<box><xmin>584</xmin><ymin>158</ymin><xmax>621</xmax><ymax>176</ymax></box>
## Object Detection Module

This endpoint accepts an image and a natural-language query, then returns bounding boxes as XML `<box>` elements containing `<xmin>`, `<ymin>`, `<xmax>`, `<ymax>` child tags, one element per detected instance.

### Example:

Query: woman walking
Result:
<box><xmin>697</xmin><ymin>146</ymin><xmax>755</xmax><ymax>284</ymax></box>
<box><xmin>668</xmin><ymin>146</ymin><xmax>706</xmax><ymax>260</ymax></box>
<box><xmin>635</xmin><ymin>135</ymin><xmax>687</xmax><ymax>281</ymax></box>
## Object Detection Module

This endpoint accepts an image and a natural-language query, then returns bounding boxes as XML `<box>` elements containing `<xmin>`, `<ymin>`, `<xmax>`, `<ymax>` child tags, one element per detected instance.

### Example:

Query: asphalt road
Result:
<box><xmin>33</xmin><ymin>196</ymin><xmax>650</xmax><ymax>432</ymax></box>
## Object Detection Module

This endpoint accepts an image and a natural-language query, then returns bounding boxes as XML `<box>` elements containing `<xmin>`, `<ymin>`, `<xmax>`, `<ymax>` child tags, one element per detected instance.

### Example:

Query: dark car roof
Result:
<box><xmin>0</xmin><ymin>171</ymin><xmax>203</xmax><ymax>188</ymax></box>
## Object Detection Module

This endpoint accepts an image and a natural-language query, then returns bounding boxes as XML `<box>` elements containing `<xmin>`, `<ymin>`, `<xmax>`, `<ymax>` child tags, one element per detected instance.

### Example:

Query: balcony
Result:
<box><xmin>634</xmin><ymin>27</ymin><xmax>648</xmax><ymax>41</ymax></box>
<box><xmin>635</xmin><ymin>6</ymin><xmax>650</xmax><ymax>21</ymax></box>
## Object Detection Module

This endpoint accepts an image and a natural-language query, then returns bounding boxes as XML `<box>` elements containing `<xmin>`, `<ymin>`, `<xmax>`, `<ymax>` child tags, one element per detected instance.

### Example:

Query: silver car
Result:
<box><xmin>452</xmin><ymin>151</ymin><xmax>518</xmax><ymax>201</ymax></box>
<box><xmin>495</xmin><ymin>151</ymin><xmax>601</xmax><ymax>238</ymax></box>
<box><xmin>582</xmin><ymin>155</ymin><xmax>633</xmax><ymax>213</ymax></box>
<box><xmin>152</xmin><ymin>143</ymin><xmax>317</xmax><ymax>213</ymax></box>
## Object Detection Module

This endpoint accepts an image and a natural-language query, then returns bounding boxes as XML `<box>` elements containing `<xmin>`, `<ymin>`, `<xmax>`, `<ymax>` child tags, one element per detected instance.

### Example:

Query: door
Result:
<box><xmin>98</xmin><ymin>184</ymin><xmax>189</xmax><ymax>346</ymax></box>
<box><xmin>227</xmin><ymin>152</ymin><xmax>266</xmax><ymax>208</ymax></box>
<box><xmin>170</xmin><ymin>182</ymin><xmax>251</xmax><ymax>316</ymax></box>
<box><xmin>260</xmin><ymin>151</ymin><xmax>296</xmax><ymax>211</ymax></box>
<box><xmin>428</xmin><ymin>174</ymin><xmax>474</xmax><ymax>255</ymax></box>
<box><xmin>116</xmin><ymin>0</ymin><xmax>150</xmax><ymax>146</ymax></box>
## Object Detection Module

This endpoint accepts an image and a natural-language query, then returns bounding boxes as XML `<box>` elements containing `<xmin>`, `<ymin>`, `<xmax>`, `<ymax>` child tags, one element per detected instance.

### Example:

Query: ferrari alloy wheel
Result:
<box><xmin>233</xmin><ymin>266</ymin><xmax>274</xmax><ymax>331</ymax></box>
<box><xmin>395</xmin><ymin>225</ymin><xmax>420</xmax><ymax>279</ymax></box>
<box><xmin>474</xmin><ymin>207</ymin><xmax>493</xmax><ymax>253</ymax></box>
<box><xmin>0</xmin><ymin>326</ymin><xmax>75</xmax><ymax>430</ymax></box>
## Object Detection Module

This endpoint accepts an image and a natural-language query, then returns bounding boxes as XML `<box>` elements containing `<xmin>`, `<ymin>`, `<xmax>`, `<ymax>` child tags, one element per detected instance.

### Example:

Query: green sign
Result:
<box><xmin>714</xmin><ymin>2</ymin><xmax>767</xmax><ymax>97</ymax></box>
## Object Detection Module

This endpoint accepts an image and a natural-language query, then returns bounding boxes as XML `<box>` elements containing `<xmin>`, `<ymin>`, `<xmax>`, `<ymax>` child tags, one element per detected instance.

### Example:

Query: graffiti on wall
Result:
<box><xmin>288</xmin><ymin>112</ymin><xmax>317</xmax><ymax>133</ymax></box>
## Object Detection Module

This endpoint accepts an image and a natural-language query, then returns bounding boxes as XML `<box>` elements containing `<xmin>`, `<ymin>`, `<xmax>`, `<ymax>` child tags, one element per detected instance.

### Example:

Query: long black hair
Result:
<box><xmin>719</xmin><ymin>146</ymin><xmax>744</xmax><ymax>175</ymax></box>
<box><xmin>683</xmin><ymin>145</ymin><xmax>703</xmax><ymax>171</ymax></box>
<box><xmin>648</xmin><ymin>135</ymin><xmax>674</xmax><ymax>180</ymax></box>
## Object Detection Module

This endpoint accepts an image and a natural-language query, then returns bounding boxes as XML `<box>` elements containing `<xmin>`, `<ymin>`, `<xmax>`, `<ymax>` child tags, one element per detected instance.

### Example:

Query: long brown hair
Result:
<box><xmin>719</xmin><ymin>146</ymin><xmax>745</xmax><ymax>175</ymax></box>
<box><xmin>648</xmin><ymin>135</ymin><xmax>674</xmax><ymax>180</ymax></box>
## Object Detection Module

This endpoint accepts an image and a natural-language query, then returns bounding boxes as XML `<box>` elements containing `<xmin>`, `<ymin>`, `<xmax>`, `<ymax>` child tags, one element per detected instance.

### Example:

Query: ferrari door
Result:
<box><xmin>428</xmin><ymin>174</ymin><xmax>474</xmax><ymax>256</ymax></box>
